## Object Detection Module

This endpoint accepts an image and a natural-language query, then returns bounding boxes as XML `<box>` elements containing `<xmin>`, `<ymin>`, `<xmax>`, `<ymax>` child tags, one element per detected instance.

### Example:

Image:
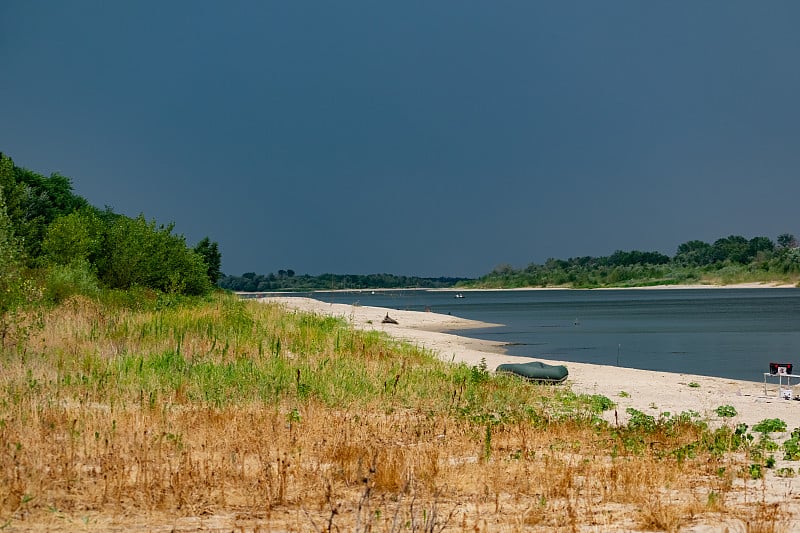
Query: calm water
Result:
<box><xmin>295</xmin><ymin>288</ymin><xmax>800</xmax><ymax>383</ymax></box>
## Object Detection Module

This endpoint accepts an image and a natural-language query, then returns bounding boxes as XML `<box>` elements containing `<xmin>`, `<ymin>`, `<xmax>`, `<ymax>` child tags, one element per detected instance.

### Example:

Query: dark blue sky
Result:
<box><xmin>2</xmin><ymin>2</ymin><xmax>799</xmax><ymax>277</ymax></box>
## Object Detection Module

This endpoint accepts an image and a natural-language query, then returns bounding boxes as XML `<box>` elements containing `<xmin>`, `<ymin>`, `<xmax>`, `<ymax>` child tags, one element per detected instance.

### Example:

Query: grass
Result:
<box><xmin>0</xmin><ymin>292</ymin><xmax>795</xmax><ymax>530</ymax></box>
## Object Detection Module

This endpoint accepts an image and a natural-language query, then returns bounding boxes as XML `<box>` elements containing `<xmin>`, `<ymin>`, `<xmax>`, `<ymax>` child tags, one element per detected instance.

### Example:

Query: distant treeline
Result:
<box><xmin>218</xmin><ymin>271</ymin><xmax>469</xmax><ymax>292</ymax></box>
<box><xmin>220</xmin><ymin>234</ymin><xmax>800</xmax><ymax>292</ymax></box>
<box><xmin>467</xmin><ymin>234</ymin><xmax>800</xmax><ymax>288</ymax></box>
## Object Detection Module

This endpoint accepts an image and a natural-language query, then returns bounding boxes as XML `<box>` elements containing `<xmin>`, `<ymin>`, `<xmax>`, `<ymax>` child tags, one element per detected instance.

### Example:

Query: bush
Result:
<box><xmin>753</xmin><ymin>418</ymin><xmax>787</xmax><ymax>434</ymax></box>
<box><xmin>43</xmin><ymin>260</ymin><xmax>100</xmax><ymax>303</ymax></box>
<box><xmin>97</xmin><ymin>215</ymin><xmax>212</xmax><ymax>296</ymax></box>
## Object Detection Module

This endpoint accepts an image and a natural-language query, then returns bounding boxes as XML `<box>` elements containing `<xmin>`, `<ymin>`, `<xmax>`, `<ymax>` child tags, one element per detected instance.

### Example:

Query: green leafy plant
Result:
<box><xmin>587</xmin><ymin>394</ymin><xmax>615</xmax><ymax>413</ymax></box>
<box><xmin>715</xmin><ymin>405</ymin><xmax>738</xmax><ymax>418</ymax></box>
<box><xmin>470</xmin><ymin>358</ymin><xmax>490</xmax><ymax>384</ymax></box>
<box><xmin>783</xmin><ymin>428</ymin><xmax>800</xmax><ymax>460</ymax></box>
<box><xmin>753</xmin><ymin>418</ymin><xmax>787</xmax><ymax>434</ymax></box>
<box><xmin>626</xmin><ymin>408</ymin><xmax>656</xmax><ymax>432</ymax></box>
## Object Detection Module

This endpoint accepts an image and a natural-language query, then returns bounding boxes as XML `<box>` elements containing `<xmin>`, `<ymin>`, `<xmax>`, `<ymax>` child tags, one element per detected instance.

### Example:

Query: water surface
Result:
<box><xmin>298</xmin><ymin>288</ymin><xmax>800</xmax><ymax>383</ymax></box>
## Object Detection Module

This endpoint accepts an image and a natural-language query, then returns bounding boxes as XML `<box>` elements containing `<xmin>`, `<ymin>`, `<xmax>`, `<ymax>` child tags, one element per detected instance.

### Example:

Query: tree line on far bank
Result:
<box><xmin>469</xmin><ymin>234</ymin><xmax>800</xmax><ymax>289</ymax></box>
<box><xmin>217</xmin><ymin>271</ymin><xmax>468</xmax><ymax>292</ymax></box>
<box><xmin>220</xmin><ymin>233</ymin><xmax>800</xmax><ymax>293</ymax></box>
<box><xmin>1</xmin><ymin>152</ymin><xmax>222</xmax><ymax>322</ymax></box>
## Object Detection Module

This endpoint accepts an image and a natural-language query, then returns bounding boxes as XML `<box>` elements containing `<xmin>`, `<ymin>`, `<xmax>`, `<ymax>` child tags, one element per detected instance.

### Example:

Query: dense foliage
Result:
<box><xmin>0</xmin><ymin>152</ymin><xmax>220</xmax><ymax>310</ymax></box>
<box><xmin>218</xmin><ymin>271</ymin><xmax>469</xmax><ymax>292</ymax></box>
<box><xmin>469</xmin><ymin>234</ymin><xmax>800</xmax><ymax>289</ymax></box>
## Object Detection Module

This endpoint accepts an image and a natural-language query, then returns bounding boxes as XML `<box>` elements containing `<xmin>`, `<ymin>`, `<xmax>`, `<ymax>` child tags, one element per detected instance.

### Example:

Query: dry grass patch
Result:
<box><xmin>1</xmin><ymin>294</ymin><xmax>797</xmax><ymax>530</ymax></box>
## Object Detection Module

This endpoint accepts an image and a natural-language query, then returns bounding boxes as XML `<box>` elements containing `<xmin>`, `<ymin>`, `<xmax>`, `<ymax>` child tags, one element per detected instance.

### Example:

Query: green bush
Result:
<box><xmin>715</xmin><ymin>405</ymin><xmax>738</xmax><ymax>418</ymax></box>
<box><xmin>753</xmin><ymin>418</ymin><xmax>787</xmax><ymax>434</ymax></box>
<box><xmin>97</xmin><ymin>215</ymin><xmax>212</xmax><ymax>296</ymax></box>
<box><xmin>43</xmin><ymin>260</ymin><xmax>100</xmax><ymax>303</ymax></box>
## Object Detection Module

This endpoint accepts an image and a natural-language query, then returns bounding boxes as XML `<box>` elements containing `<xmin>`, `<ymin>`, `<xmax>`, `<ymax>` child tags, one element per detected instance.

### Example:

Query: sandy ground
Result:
<box><xmin>262</xmin><ymin>296</ymin><xmax>800</xmax><ymax>431</ymax></box>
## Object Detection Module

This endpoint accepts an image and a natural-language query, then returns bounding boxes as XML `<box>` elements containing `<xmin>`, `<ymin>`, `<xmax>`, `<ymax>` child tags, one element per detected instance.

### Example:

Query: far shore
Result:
<box><xmin>261</xmin><ymin>296</ymin><xmax>800</xmax><ymax>432</ymax></box>
<box><xmin>239</xmin><ymin>281</ymin><xmax>797</xmax><ymax>297</ymax></box>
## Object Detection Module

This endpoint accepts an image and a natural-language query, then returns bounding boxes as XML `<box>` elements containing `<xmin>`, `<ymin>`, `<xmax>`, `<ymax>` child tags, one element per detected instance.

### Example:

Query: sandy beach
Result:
<box><xmin>262</xmin><ymin>295</ymin><xmax>800</xmax><ymax>431</ymax></box>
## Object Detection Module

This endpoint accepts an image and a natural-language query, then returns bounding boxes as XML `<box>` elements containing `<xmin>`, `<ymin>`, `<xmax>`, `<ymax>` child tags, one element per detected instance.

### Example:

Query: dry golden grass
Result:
<box><xmin>0</xmin><ymin>294</ymin><xmax>793</xmax><ymax>531</ymax></box>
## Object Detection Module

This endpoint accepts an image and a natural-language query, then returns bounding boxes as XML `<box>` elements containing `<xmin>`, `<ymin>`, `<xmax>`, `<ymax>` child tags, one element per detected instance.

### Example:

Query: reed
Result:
<box><xmin>0</xmin><ymin>293</ymin><xmax>790</xmax><ymax>530</ymax></box>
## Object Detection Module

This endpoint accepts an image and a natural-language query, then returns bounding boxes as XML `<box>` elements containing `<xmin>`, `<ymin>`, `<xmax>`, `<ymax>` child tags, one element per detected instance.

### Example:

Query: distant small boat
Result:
<box><xmin>454</xmin><ymin>293</ymin><xmax>464</xmax><ymax>299</ymax></box>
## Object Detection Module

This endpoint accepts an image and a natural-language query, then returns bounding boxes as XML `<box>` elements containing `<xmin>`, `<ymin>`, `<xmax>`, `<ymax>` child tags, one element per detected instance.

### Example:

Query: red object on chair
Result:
<box><xmin>770</xmin><ymin>363</ymin><xmax>793</xmax><ymax>375</ymax></box>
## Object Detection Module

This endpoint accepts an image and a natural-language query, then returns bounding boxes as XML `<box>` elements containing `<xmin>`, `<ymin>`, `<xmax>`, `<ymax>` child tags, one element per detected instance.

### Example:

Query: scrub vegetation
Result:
<box><xmin>1</xmin><ymin>293</ymin><xmax>797</xmax><ymax>531</ymax></box>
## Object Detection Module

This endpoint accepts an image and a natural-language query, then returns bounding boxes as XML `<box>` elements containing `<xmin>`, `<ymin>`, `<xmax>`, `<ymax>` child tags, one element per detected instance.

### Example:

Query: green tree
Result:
<box><xmin>748</xmin><ymin>236</ymin><xmax>775</xmax><ymax>259</ymax></box>
<box><xmin>12</xmin><ymin>168</ymin><xmax>89</xmax><ymax>260</ymax></box>
<box><xmin>41</xmin><ymin>207</ymin><xmax>104</xmax><ymax>266</ymax></box>
<box><xmin>0</xmin><ymin>154</ymin><xmax>25</xmax><ymax>236</ymax></box>
<box><xmin>193</xmin><ymin>237</ymin><xmax>222</xmax><ymax>285</ymax></box>
<box><xmin>0</xmin><ymin>186</ymin><xmax>22</xmax><ymax>308</ymax></box>
<box><xmin>0</xmin><ymin>154</ymin><xmax>90</xmax><ymax>261</ymax></box>
<box><xmin>98</xmin><ymin>215</ymin><xmax>211</xmax><ymax>295</ymax></box>
<box><xmin>0</xmin><ymin>185</ymin><xmax>34</xmax><ymax>346</ymax></box>
<box><xmin>712</xmin><ymin>235</ymin><xmax>751</xmax><ymax>264</ymax></box>
<box><xmin>674</xmin><ymin>240</ymin><xmax>713</xmax><ymax>266</ymax></box>
<box><xmin>778</xmin><ymin>233</ymin><xmax>798</xmax><ymax>249</ymax></box>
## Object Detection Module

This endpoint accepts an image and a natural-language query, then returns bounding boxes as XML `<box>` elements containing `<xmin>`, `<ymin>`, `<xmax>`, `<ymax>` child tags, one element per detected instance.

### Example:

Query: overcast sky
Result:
<box><xmin>2</xmin><ymin>1</ymin><xmax>799</xmax><ymax>277</ymax></box>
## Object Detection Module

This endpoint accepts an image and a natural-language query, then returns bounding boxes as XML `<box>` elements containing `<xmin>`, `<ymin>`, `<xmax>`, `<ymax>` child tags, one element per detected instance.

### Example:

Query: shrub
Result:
<box><xmin>753</xmin><ymin>418</ymin><xmax>787</xmax><ymax>434</ymax></box>
<box><xmin>43</xmin><ymin>260</ymin><xmax>100</xmax><ymax>303</ymax></box>
<box><xmin>715</xmin><ymin>405</ymin><xmax>738</xmax><ymax>418</ymax></box>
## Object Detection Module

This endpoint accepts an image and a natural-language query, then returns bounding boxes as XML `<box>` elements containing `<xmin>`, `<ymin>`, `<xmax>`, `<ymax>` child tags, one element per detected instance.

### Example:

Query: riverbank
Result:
<box><xmin>263</xmin><ymin>296</ymin><xmax>800</xmax><ymax>431</ymax></box>
<box><xmin>441</xmin><ymin>281</ymin><xmax>798</xmax><ymax>291</ymax></box>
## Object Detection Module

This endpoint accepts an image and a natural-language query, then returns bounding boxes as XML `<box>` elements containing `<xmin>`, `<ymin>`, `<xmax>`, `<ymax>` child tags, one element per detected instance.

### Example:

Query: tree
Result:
<box><xmin>712</xmin><ymin>235</ymin><xmax>751</xmax><ymax>264</ymax></box>
<box><xmin>10</xmin><ymin>167</ymin><xmax>89</xmax><ymax>260</ymax></box>
<box><xmin>0</xmin><ymin>185</ymin><xmax>33</xmax><ymax>346</ymax></box>
<box><xmin>674</xmin><ymin>240</ymin><xmax>713</xmax><ymax>266</ymax></box>
<box><xmin>748</xmin><ymin>236</ymin><xmax>775</xmax><ymax>258</ymax></box>
<box><xmin>193</xmin><ymin>237</ymin><xmax>222</xmax><ymax>285</ymax></box>
<box><xmin>41</xmin><ymin>207</ymin><xmax>104</xmax><ymax>266</ymax></box>
<box><xmin>0</xmin><ymin>186</ymin><xmax>23</xmax><ymax>311</ymax></box>
<box><xmin>778</xmin><ymin>233</ymin><xmax>798</xmax><ymax>249</ymax></box>
<box><xmin>97</xmin><ymin>214</ymin><xmax>211</xmax><ymax>295</ymax></box>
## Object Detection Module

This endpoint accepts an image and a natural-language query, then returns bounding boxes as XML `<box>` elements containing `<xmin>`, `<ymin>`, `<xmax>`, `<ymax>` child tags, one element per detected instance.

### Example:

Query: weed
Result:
<box><xmin>715</xmin><ymin>404</ymin><xmax>738</xmax><ymax>418</ymax></box>
<box><xmin>470</xmin><ymin>358</ymin><xmax>490</xmax><ymax>384</ymax></box>
<box><xmin>784</xmin><ymin>428</ymin><xmax>800</xmax><ymax>460</ymax></box>
<box><xmin>753</xmin><ymin>418</ymin><xmax>787</xmax><ymax>434</ymax></box>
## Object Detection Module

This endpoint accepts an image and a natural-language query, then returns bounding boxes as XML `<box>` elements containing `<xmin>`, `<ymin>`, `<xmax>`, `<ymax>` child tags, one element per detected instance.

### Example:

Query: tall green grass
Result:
<box><xmin>4</xmin><ymin>294</ymin><xmax>602</xmax><ymax>422</ymax></box>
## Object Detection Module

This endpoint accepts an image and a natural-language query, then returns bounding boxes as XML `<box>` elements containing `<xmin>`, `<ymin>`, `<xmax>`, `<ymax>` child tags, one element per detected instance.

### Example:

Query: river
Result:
<box><xmin>296</xmin><ymin>288</ymin><xmax>800</xmax><ymax>382</ymax></box>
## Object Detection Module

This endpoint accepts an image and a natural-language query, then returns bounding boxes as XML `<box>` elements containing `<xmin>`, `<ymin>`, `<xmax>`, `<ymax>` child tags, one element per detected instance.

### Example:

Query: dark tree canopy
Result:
<box><xmin>778</xmin><ymin>233</ymin><xmax>798</xmax><ymax>249</ymax></box>
<box><xmin>194</xmin><ymin>237</ymin><xmax>222</xmax><ymax>284</ymax></box>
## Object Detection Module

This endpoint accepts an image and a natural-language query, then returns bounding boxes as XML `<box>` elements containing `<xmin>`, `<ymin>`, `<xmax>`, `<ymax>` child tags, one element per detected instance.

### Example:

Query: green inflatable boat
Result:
<box><xmin>496</xmin><ymin>361</ymin><xmax>569</xmax><ymax>384</ymax></box>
